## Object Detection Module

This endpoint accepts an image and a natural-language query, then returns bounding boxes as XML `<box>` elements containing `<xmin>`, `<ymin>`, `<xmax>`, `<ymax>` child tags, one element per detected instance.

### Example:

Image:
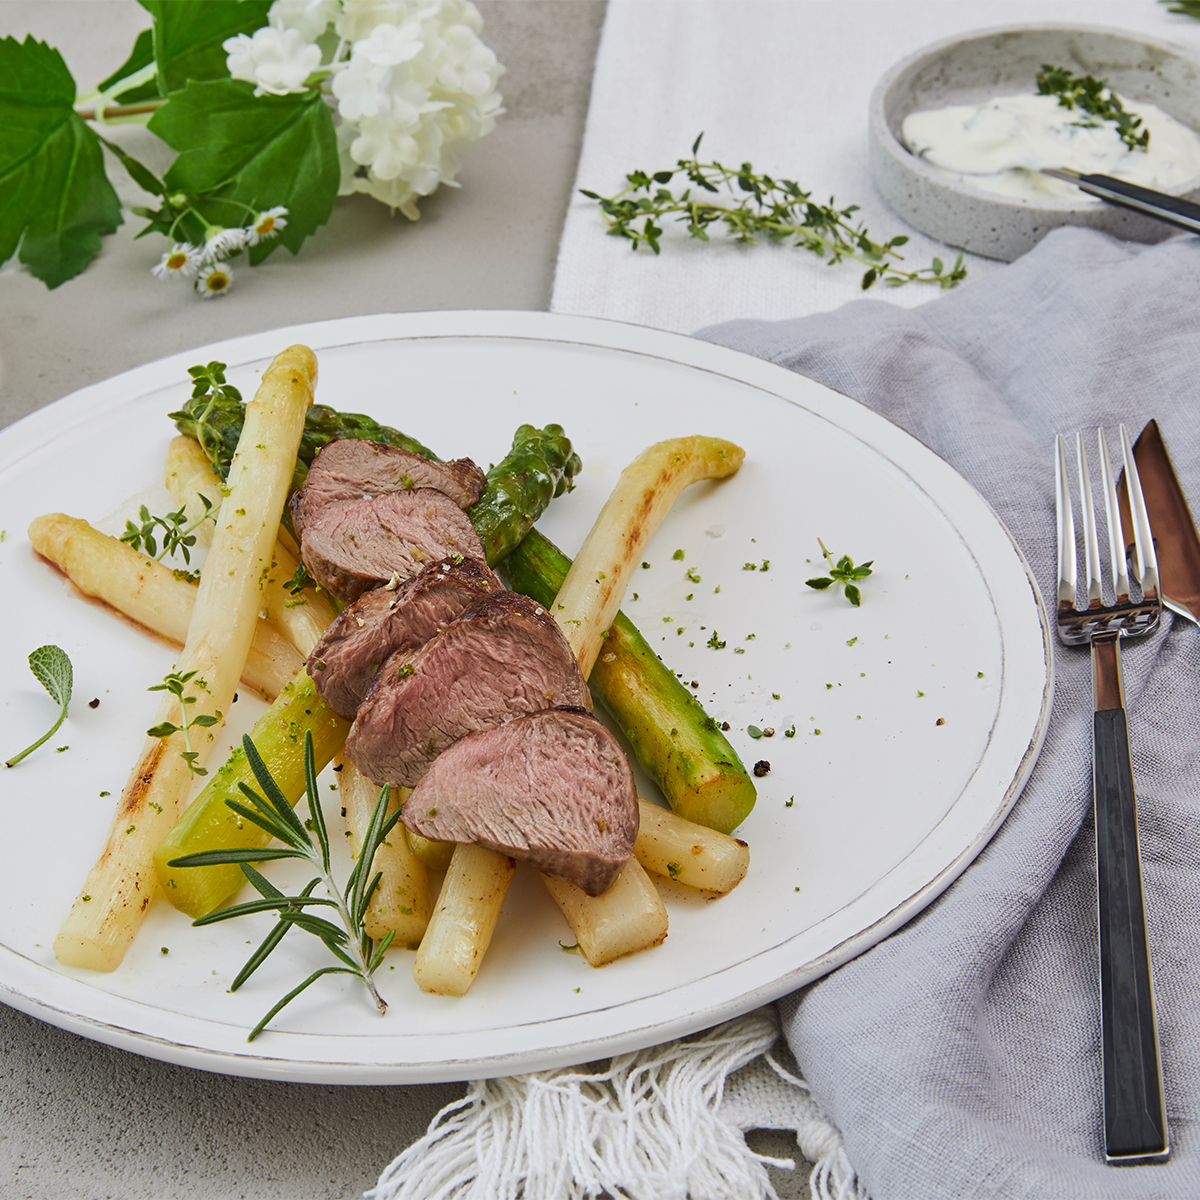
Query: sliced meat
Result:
<box><xmin>307</xmin><ymin>555</ymin><xmax>503</xmax><ymax>718</ymax></box>
<box><xmin>298</xmin><ymin>488</ymin><xmax>485</xmax><ymax>603</ymax></box>
<box><xmin>292</xmin><ymin>439</ymin><xmax>486</xmax><ymax>534</ymax></box>
<box><xmin>401</xmin><ymin>707</ymin><xmax>638</xmax><ymax>896</ymax></box>
<box><xmin>345</xmin><ymin>591</ymin><xmax>589</xmax><ymax>788</ymax></box>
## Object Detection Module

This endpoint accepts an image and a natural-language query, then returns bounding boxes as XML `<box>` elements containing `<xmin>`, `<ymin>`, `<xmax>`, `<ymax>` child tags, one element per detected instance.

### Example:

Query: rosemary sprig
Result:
<box><xmin>582</xmin><ymin>134</ymin><xmax>966</xmax><ymax>291</ymax></box>
<box><xmin>146</xmin><ymin>669</ymin><xmax>220</xmax><ymax>777</ymax></box>
<box><xmin>805</xmin><ymin>538</ymin><xmax>874</xmax><ymax>607</ymax></box>
<box><xmin>168</xmin><ymin>731</ymin><xmax>398</xmax><ymax>1040</ymax></box>
<box><xmin>1036</xmin><ymin>65</ymin><xmax>1149</xmax><ymax>151</ymax></box>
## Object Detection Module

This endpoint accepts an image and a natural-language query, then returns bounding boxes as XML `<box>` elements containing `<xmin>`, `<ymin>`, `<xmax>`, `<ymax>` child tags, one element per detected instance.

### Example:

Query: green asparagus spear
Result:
<box><xmin>502</xmin><ymin>530</ymin><xmax>755</xmax><ymax>834</ymax></box>
<box><xmin>154</xmin><ymin>675</ymin><xmax>350</xmax><ymax>917</ymax></box>
<box><xmin>172</xmin><ymin>387</ymin><xmax>438</xmax><ymax>480</ymax></box>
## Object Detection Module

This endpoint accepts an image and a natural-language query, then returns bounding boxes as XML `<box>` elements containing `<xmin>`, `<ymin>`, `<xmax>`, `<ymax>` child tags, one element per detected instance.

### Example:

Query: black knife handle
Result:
<box><xmin>1077</xmin><ymin>174</ymin><xmax>1200</xmax><ymax>236</ymax></box>
<box><xmin>1093</xmin><ymin>706</ymin><xmax>1169</xmax><ymax>1162</ymax></box>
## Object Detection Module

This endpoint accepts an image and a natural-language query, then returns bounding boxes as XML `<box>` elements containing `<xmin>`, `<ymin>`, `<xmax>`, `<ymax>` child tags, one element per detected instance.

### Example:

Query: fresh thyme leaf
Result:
<box><xmin>285</xmin><ymin>562</ymin><xmax>317</xmax><ymax>596</ymax></box>
<box><xmin>1163</xmin><ymin>0</ymin><xmax>1200</xmax><ymax>16</ymax></box>
<box><xmin>168</xmin><ymin>731</ymin><xmax>396</xmax><ymax>1039</ymax></box>
<box><xmin>585</xmin><ymin>135</ymin><xmax>967</xmax><ymax>289</ymax></box>
<box><xmin>145</xmin><ymin>669</ymin><xmax>219</xmax><ymax>777</ymax></box>
<box><xmin>6</xmin><ymin>645</ymin><xmax>73</xmax><ymax>767</ymax></box>
<box><xmin>1036</xmin><ymin>65</ymin><xmax>1150</xmax><ymax>151</ymax></box>
<box><xmin>120</xmin><ymin>496</ymin><xmax>215</xmax><ymax>566</ymax></box>
<box><xmin>805</xmin><ymin>538</ymin><xmax>874</xmax><ymax>607</ymax></box>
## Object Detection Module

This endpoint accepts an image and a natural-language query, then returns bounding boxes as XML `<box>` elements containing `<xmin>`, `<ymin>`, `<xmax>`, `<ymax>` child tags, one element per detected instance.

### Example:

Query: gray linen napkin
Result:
<box><xmin>698</xmin><ymin>225</ymin><xmax>1200</xmax><ymax>1200</ymax></box>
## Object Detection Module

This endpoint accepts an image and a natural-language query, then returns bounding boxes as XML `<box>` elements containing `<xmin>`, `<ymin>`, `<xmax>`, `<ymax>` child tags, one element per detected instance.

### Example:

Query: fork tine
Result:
<box><xmin>1120</xmin><ymin>424</ymin><xmax>1159</xmax><ymax>593</ymax></box>
<box><xmin>1076</xmin><ymin>432</ymin><xmax>1103</xmax><ymax>605</ymax></box>
<box><xmin>1098</xmin><ymin>428</ymin><xmax>1131</xmax><ymax>601</ymax></box>
<box><xmin>1055</xmin><ymin>434</ymin><xmax>1076</xmax><ymax>609</ymax></box>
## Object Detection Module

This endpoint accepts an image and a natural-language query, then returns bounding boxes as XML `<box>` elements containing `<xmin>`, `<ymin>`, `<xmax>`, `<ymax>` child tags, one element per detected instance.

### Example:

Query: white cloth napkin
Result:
<box><xmin>550</xmin><ymin>0</ymin><xmax>1200</xmax><ymax>334</ymax></box>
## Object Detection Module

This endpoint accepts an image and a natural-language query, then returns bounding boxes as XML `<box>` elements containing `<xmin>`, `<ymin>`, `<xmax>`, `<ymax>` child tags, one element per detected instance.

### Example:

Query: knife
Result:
<box><xmin>1040</xmin><ymin>170</ymin><xmax>1200</xmax><ymax>237</ymax></box>
<box><xmin>1117</xmin><ymin>421</ymin><xmax>1200</xmax><ymax>625</ymax></box>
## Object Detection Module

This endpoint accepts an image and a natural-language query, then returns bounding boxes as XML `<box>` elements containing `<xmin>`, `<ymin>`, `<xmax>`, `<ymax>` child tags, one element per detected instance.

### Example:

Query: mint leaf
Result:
<box><xmin>0</xmin><ymin>37</ymin><xmax>123</xmax><ymax>286</ymax></box>
<box><xmin>138</xmin><ymin>0</ymin><xmax>273</xmax><ymax>96</ymax></box>
<box><xmin>6</xmin><ymin>645</ymin><xmax>74</xmax><ymax>767</ymax></box>
<box><xmin>151</xmin><ymin>79</ymin><xmax>338</xmax><ymax>261</ymax></box>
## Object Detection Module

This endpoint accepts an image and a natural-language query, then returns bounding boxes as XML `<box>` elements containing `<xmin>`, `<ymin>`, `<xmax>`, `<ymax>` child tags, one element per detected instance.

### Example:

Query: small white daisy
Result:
<box><xmin>151</xmin><ymin>243</ymin><xmax>203</xmax><ymax>281</ymax></box>
<box><xmin>202</xmin><ymin>226</ymin><xmax>247</xmax><ymax>260</ymax></box>
<box><xmin>245</xmin><ymin>206</ymin><xmax>289</xmax><ymax>245</ymax></box>
<box><xmin>195</xmin><ymin>262</ymin><xmax>234</xmax><ymax>299</ymax></box>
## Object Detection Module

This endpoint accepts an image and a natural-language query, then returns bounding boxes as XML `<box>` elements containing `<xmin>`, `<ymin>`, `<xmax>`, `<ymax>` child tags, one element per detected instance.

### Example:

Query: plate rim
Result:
<box><xmin>0</xmin><ymin>309</ymin><xmax>1054</xmax><ymax>1082</ymax></box>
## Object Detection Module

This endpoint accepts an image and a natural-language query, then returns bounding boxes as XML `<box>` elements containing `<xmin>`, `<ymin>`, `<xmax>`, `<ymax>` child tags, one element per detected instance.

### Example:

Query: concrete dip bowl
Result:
<box><xmin>869</xmin><ymin>23</ymin><xmax>1200</xmax><ymax>261</ymax></box>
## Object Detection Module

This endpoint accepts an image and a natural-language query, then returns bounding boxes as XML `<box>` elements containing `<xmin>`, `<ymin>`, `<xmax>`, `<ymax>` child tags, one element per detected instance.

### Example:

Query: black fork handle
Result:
<box><xmin>1093</xmin><ymin>698</ymin><xmax>1169</xmax><ymax>1161</ymax></box>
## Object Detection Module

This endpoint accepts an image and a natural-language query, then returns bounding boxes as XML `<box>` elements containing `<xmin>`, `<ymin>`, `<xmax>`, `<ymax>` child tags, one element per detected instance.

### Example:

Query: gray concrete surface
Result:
<box><xmin>0</xmin><ymin>3</ymin><xmax>811</xmax><ymax>1197</ymax></box>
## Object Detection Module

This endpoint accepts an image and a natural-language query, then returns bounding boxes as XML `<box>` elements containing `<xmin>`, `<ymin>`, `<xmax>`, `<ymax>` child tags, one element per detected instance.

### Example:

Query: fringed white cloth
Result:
<box><xmin>368</xmin><ymin>1007</ymin><xmax>865</xmax><ymax>1200</ymax></box>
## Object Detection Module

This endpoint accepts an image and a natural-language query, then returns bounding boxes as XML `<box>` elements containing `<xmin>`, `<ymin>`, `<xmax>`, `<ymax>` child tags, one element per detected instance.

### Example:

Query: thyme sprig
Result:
<box><xmin>146</xmin><ymin>669</ymin><xmax>220</xmax><ymax>778</ymax></box>
<box><xmin>120</xmin><ymin>496</ymin><xmax>215</xmax><ymax>566</ymax></box>
<box><xmin>806</xmin><ymin>538</ymin><xmax>874</xmax><ymax>607</ymax></box>
<box><xmin>1036</xmin><ymin>65</ymin><xmax>1149</xmax><ymax>151</ymax></box>
<box><xmin>169</xmin><ymin>731</ymin><xmax>398</xmax><ymax>1039</ymax></box>
<box><xmin>582</xmin><ymin>134</ymin><xmax>966</xmax><ymax>291</ymax></box>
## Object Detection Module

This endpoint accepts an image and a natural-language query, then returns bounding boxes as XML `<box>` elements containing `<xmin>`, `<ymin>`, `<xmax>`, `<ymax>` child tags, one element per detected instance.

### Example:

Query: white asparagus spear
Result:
<box><xmin>53</xmin><ymin>345</ymin><xmax>318</xmax><ymax>972</ymax></box>
<box><xmin>337</xmin><ymin>760</ymin><xmax>431</xmax><ymax>948</ymax></box>
<box><xmin>416</xmin><ymin>436</ymin><xmax>744</xmax><ymax>986</ymax></box>
<box><xmin>28</xmin><ymin>513</ymin><xmax>302</xmax><ymax>700</ymax></box>
<box><xmin>165</xmin><ymin>434</ymin><xmax>339</xmax><ymax>655</ymax></box>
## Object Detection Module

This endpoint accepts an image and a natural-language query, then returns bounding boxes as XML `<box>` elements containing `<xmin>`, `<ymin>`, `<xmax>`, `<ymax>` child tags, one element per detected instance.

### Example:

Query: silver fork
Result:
<box><xmin>1055</xmin><ymin>426</ymin><xmax>1169</xmax><ymax>1163</ymax></box>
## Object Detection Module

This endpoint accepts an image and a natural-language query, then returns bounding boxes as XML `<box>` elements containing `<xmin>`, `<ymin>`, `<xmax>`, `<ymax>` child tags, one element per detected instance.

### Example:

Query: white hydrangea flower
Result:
<box><xmin>268</xmin><ymin>0</ymin><xmax>340</xmax><ymax>42</ymax></box>
<box><xmin>224</xmin><ymin>25</ymin><xmax>323</xmax><ymax>97</ymax></box>
<box><xmin>331</xmin><ymin>0</ymin><xmax>504</xmax><ymax>219</ymax></box>
<box><xmin>335</xmin><ymin>0</ymin><xmax>417</xmax><ymax>44</ymax></box>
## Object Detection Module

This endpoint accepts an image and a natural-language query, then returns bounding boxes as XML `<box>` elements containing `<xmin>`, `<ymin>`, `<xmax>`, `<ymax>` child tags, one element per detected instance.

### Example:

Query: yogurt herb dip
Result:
<box><xmin>902</xmin><ymin>91</ymin><xmax>1200</xmax><ymax>202</ymax></box>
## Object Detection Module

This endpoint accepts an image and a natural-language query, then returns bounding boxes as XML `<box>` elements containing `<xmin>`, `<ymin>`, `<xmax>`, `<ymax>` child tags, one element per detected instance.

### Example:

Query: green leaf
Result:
<box><xmin>95</xmin><ymin>132</ymin><xmax>165</xmax><ymax>197</ymax></box>
<box><xmin>96</xmin><ymin>28</ymin><xmax>158</xmax><ymax>103</ymax></box>
<box><xmin>805</xmin><ymin>577</ymin><xmax>834</xmax><ymax>590</ymax></box>
<box><xmin>138</xmin><ymin>0</ymin><xmax>273</xmax><ymax>96</ymax></box>
<box><xmin>6</xmin><ymin>645</ymin><xmax>73</xmax><ymax>767</ymax></box>
<box><xmin>150</xmin><ymin>79</ymin><xmax>338</xmax><ymax>261</ymax></box>
<box><xmin>0</xmin><ymin>37</ymin><xmax>123</xmax><ymax>286</ymax></box>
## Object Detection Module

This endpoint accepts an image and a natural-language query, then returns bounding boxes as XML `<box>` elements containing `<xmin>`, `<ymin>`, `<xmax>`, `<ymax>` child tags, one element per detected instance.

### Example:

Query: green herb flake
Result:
<box><xmin>672</xmin><ymin>549</ymin><xmax>685</xmax><ymax>560</ymax></box>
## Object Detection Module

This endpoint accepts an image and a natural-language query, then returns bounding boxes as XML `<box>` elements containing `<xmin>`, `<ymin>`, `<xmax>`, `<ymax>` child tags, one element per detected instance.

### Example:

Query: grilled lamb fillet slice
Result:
<box><xmin>345</xmin><ymin>591</ymin><xmax>590</xmax><ymax>788</ymax></box>
<box><xmin>298</xmin><ymin>488</ymin><xmax>486</xmax><ymax>603</ymax></box>
<box><xmin>402</xmin><ymin>706</ymin><xmax>638</xmax><ymax>896</ymax></box>
<box><xmin>291</xmin><ymin>439</ymin><xmax>486</xmax><ymax>533</ymax></box>
<box><xmin>307</xmin><ymin>555</ymin><xmax>503</xmax><ymax>718</ymax></box>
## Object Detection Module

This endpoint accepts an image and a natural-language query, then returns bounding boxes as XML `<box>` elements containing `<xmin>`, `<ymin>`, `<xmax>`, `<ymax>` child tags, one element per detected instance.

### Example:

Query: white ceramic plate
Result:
<box><xmin>0</xmin><ymin>312</ymin><xmax>1052</xmax><ymax>1083</ymax></box>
